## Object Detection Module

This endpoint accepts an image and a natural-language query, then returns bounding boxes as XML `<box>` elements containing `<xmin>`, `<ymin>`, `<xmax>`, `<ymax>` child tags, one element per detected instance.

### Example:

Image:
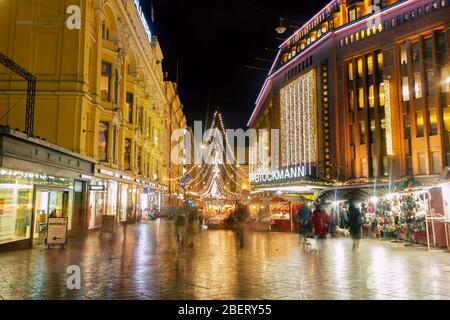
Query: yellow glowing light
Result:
<box><xmin>384</xmin><ymin>80</ymin><xmax>393</xmax><ymax>156</ymax></box>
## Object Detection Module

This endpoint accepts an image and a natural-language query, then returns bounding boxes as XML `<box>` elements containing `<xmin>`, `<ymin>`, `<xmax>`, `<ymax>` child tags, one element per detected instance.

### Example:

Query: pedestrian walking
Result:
<box><xmin>297</xmin><ymin>202</ymin><xmax>312</xmax><ymax>242</ymax></box>
<box><xmin>175</xmin><ymin>213</ymin><xmax>186</xmax><ymax>245</ymax></box>
<box><xmin>348</xmin><ymin>199</ymin><xmax>363</xmax><ymax>250</ymax></box>
<box><xmin>339</xmin><ymin>204</ymin><xmax>348</xmax><ymax>229</ymax></box>
<box><xmin>311</xmin><ymin>202</ymin><xmax>329</xmax><ymax>251</ymax></box>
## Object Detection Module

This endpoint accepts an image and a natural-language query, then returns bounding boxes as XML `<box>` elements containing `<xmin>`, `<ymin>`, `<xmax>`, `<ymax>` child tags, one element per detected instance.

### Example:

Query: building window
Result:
<box><xmin>362</xmin><ymin>158</ymin><xmax>368</xmax><ymax>177</ymax></box>
<box><xmin>400</xmin><ymin>44</ymin><xmax>408</xmax><ymax>65</ymax></box>
<box><xmin>414</xmin><ymin>72</ymin><xmax>422</xmax><ymax>98</ymax></box>
<box><xmin>358</xmin><ymin>88</ymin><xmax>365</xmax><ymax>109</ymax></box>
<box><xmin>425</xmin><ymin>4</ymin><xmax>431</xmax><ymax>13</ymax></box>
<box><xmin>432</xmin><ymin>152</ymin><xmax>441</xmax><ymax>174</ymax></box>
<box><xmin>410</xmin><ymin>10</ymin><xmax>416</xmax><ymax>19</ymax></box>
<box><xmin>101</xmin><ymin>62</ymin><xmax>112</xmax><ymax>101</ymax></box>
<box><xmin>360</xmin><ymin>121</ymin><xmax>366</xmax><ymax>144</ymax></box>
<box><xmin>102</xmin><ymin>21</ymin><xmax>109</xmax><ymax>40</ymax></box>
<box><xmin>138</xmin><ymin>107</ymin><xmax>143</xmax><ymax>134</ymax></box>
<box><xmin>124</xmin><ymin>139</ymin><xmax>131</xmax><ymax>171</ymax></box>
<box><xmin>98</xmin><ymin>122</ymin><xmax>108</xmax><ymax>162</ymax></box>
<box><xmin>357</xmin><ymin>58</ymin><xmax>363</xmax><ymax>77</ymax></box>
<box><xmin>369</xmin><ymin>85</ymin><xmax>375</xmax><ymax>108</ymax></box>
<box><xmin>138</xmin><ymin>147</ymin><xmax>143</xmax><ymax>175</ymax></box>
<box><xmin>349</xmin><ymin>90</ymin><xmax>355</xmax><ymax>111</ymax></box>
<box><xmin>441</xmin><ymin>67</ymin><xmax>449</xmax><ymax>93</ymax></box>
<box><xmin>429</xmin><ymin>109</ymin><xmax>438</xmax><ymax>136</ymax></box>
<box><xmin>402</xmin><ymin>77</ymin><xmax>410</xmax><ymax>101</ymax></box>
<box><xmin>383</xmin><ymin>156</ymin><xmax>389</xmax><ymax>176</ymax></box>
<box><xmin>426</xmin><ymin>70</ymin><xmax>435</xmax><ymax>96</ymax></box>
<box><xmin>372</xmin><ymin>157</ymin><xmax>377</xmax><ymax>176</ymax></box>
<box><xmin>350</xmin><ymin>123</ymin><xmax>355</xmax><ymax>145</ymax></box>
<box><xmin>126</xmin><ymin>92</ymin><xmax>134</xmax><ymax>123</ymax></box>
<box><xmin>377</xmin><ymin>52</ymin><xmax>383</xmax><ymax>69</ymax></box>
<box><xmin>418</xmin><ymin>153</ymin><xmax>427</xmax><ymax>175</ymax></box>
<box><xmin>367</xmin><ymin>56</ymin><xmax>373</xmax><ymax>75</ymax></box>
<box><xmin>379</xmin><ymin>83</ymin><xmax>385</xmax><ymax>107</ymax></box>
<box><xmin>424</xmin><ymin>38</ymin><xmax>433</xmax><ymax>59</ymax></box>
<box><xmin>0</xmin><ymin>178</ymin><xmax>33</xmax><ymax>245</ymax></box>
<box><xmin>444</xmin><ymin>108</ymin><xmax>450</xmax><ymax>132</ymax></box>
<box><xmin>370</xmin><ymin>119</ymin><xmax>376</xmax><ymax>144</ymax></box>
<box><xmin>437</xmin><ymin>31</ymin><xmax>447</xmax><ymax>64</ymax></box>
<box><xmin>412</xmin><ymin>42</ymin><xmax>420</xmax><ymax>62</ymax></box>
<box><xmin>391</xmin><ymin>18</ymin><xmax>396</xmax><ymax>27</ymax></box>
<box><xmin>348</xmin><ymin>8</ymin><xmax>357</xmax><ymax>22</ymax></box>
<box><xmin>416</xmin><ymin>112</ymin><xmax>424</xmax><ymax>137</ymax></box>
<box><xmin>348</xmin><ymin>62</ymin><xmax>354</xmax><ymax>81</ymax></box>
<box><xmin>112</xmin><ymin>126</ymin><xmax>118</xmax><ymax>164</ymax></box>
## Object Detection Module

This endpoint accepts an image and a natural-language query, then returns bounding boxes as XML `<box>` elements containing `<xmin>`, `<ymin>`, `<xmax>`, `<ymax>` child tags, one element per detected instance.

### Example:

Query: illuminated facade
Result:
<box><xmin>0</xmin><ymin>0</ymin><xmax>187</xmax><ymax>234</ymax></box>
<box><xmin>249</xmin><ymin>0</ymin><xmax>450</xmax><ymax>192</ymax></box>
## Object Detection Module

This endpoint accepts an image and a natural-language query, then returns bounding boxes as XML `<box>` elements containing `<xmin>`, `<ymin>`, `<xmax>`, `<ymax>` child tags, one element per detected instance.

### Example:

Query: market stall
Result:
<box><xmin>270</xmin><ymin>197</ymin><xmax>291</xmax><ymax>232</ymax></box>
<box><xmin>205</xmin><ymin>201</ymin><xmax>236</xmax><ymax>229</ymax></box>
<box><xmin>248</xmin><ymin>197</ymin><xmax>270</xmax><ymax>231</ymax></box>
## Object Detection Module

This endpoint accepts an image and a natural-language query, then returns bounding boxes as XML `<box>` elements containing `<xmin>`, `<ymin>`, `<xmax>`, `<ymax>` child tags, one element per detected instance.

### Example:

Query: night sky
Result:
<box><xmin>141</xmin><ymin>0</ymin><xmax>329</xmax><ymax>129</ymax></box>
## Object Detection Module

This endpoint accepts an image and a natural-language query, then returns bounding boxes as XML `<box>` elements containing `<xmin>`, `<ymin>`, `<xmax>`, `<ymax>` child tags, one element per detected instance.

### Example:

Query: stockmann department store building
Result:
<box><xmin>0</xmin><ymin>127</ymin><xmax>95</xmax><ymax>251</ymax></box>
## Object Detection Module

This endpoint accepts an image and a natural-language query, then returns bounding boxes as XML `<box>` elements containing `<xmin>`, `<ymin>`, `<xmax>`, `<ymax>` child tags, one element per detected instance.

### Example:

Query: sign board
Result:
<box><xmin>90</xmin><ymin>185</ymin><xmax>106</xmax><ymax>191</ymax></box>
<box><xmin>101</xmin><ymin>215</ymin><xmax>116</xmax><ymax>233</ymax></box>
<box><xmin>46</xmin><ymin>217</ymin><xmax>68</xmax><ymax>245</ymax></box>
<box><xmin>250</xmin><ymin>165</ymin><xmax>317</xmax><ymax>185</ymax></box>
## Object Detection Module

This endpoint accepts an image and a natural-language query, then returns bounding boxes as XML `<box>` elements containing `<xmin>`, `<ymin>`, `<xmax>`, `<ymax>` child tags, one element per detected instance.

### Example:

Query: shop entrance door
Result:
<box><xmin>33</xmin><ymin>188</ymin><xmax>69</xmax><ymax>244</ymax></box>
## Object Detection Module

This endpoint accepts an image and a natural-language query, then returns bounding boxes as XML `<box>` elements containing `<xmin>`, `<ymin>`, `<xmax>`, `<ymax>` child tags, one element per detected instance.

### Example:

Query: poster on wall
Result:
<box><xmin>46</xmin><ymin>217</ymin><xmax>68</xmax><ymax>247</ymax></box>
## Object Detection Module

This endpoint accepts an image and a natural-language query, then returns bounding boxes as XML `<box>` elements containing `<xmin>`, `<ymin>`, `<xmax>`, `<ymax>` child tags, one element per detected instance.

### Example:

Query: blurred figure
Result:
<box><xmin>297</xmin><ymin>202</ymin><xmax>312</xmax><ymax>242</ymax></box>
<box><xmin>348</xmin><ymin>200</ymin><xmax>363</xmax><ymax>250</ymax></box>
<box><xmin>175</xmin><ymin>213</ymin><xmax>186</xmax><ymax>245</ymax></box>
<box><xmin>312</xmin><ymin>202</ymin><xmax>329</xmax><ymax>251</ymax></box>
<box><xmin>339</xmin><ymin>203</ymin><xmax>348</xmax><ymax>229</ymax></box>
<box><xmin>329</xmin><ymin>204</ymin><xmax>338</xmax><ymax>237</ymax></box>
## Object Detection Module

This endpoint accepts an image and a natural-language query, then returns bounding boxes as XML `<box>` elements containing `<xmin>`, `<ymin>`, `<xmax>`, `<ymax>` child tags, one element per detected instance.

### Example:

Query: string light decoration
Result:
<box><xmin>384</xmin><ymin>80</ymin><xmax>393</xmax><ymax>156</ymax></box>
<box><xmin>321</xmin><ymin>61</ymin><xmax>332</xmax><ymax>179</ymax></box>
<box><xmin>216</xmin><ymin>112</ymin><xmax>248</xmax><ymax>181</ymax></box>
<box><xmin>190</xmin><ymin>111</ymin><xmax>246</xmax><ymax>199</ymax></box>
<box><xmin>280</xmin><ymin>69</ymin><xmax>316</xmax><ymax>173</ymax></box>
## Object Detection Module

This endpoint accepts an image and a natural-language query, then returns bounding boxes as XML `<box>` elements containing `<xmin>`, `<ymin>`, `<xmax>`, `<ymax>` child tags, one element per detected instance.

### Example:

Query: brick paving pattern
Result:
<box><xmin>0</xmin><ymin>221</ymin><xmax>449</xmax><ymax>300</ymax></box>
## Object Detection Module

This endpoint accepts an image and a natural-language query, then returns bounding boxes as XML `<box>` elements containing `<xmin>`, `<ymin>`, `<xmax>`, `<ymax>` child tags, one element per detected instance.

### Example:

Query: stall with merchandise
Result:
<box><xmin>205</xmin><ymin>201</ymin><xmax>236</xmax><ymax>229</ymax></box>
<box><xmin>247</xmin><ymin>197</ymin><xmax>271</xmax><ymax>231</ymax></box>
<box><xmin>270</xmin><ymin>197</ymin><xmax>291</xmax><ymax>232</ymax></box>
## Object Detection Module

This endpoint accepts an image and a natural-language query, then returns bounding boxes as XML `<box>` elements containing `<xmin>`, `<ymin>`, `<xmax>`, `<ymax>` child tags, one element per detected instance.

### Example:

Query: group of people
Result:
<box><xmin>296</xmin><ymin>199</ymin><xmax>364</xmax><ymax>250</ymax></box>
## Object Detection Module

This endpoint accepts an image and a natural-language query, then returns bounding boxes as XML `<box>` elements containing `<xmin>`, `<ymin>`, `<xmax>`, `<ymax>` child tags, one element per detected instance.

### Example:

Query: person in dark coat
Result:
<box><xmin>297</xmin><ymin>202</ymin><xmax>312</xmax><ymax>241</ymax></box>
<box><xmin>348</xmin><ymin>199</ymin><xmax>363</xmax><ymax>250</ymax></box>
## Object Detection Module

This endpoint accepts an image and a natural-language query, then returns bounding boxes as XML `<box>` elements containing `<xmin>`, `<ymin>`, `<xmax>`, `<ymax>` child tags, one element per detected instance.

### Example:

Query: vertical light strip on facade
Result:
<box><xmin>280</xmin><ymin>70</ymin><xmax>316</xmax><ymax>168</ymax></box>
<box><xmin>384</xmin><ymin>80</ymin><xmax>394</xmax><ymax>156</ymax></box>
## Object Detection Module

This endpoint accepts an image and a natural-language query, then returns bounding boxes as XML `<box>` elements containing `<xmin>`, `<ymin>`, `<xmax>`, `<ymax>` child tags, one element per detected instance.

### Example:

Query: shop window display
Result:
<box><xmin>0</xmin><ymin>184</ymin><xmax>33</xmax><ymax>245</ymax></box>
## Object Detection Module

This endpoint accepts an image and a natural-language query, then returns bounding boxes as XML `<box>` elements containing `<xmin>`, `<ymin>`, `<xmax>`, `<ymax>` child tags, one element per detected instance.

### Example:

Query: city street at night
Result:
<box><xmin>0</xmin><ymin>221</ymin><xmax>449</xmax><ymax>300</ymax></box>
<box><xmin>1</xmin><ymin>0</ymin><xmax>450</xmax><ymax>307</ymax></box>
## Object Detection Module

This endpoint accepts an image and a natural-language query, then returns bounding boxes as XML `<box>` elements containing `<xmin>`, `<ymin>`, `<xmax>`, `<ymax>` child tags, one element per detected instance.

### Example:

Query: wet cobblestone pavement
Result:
<box><xmin>0</xmin><ymin>220</ymin><xmax>449</xmax><ymax>300</ymax></box>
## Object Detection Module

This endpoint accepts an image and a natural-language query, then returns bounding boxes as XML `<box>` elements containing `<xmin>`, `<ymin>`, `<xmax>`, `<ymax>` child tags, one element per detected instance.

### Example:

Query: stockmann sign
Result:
<box><xmin>251</xmin><ymin>166</ymin><xmax>310</xmax><ymax>184</ymax></box>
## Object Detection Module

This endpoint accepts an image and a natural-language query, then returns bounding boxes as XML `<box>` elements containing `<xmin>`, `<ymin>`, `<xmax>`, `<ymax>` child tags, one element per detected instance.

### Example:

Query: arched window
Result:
<box><xmin>102</xmin><ymin>21</ymin><xmax>109</xmax><ymax>40</ymax></box>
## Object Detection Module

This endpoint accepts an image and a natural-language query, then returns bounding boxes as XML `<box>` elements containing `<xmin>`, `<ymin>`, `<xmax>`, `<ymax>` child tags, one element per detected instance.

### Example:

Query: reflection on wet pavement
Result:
<box><xmin>0</xmin><ymin>220</ymin><xmax>449</xmax><ymax>300</ymax></box>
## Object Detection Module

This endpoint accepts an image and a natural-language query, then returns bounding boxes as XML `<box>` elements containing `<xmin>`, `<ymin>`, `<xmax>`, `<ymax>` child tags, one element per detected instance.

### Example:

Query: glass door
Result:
<box><xmin>33</xmin><ymin>189</ymin><xmax>69</xmax><ymax>244</ymax></box>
